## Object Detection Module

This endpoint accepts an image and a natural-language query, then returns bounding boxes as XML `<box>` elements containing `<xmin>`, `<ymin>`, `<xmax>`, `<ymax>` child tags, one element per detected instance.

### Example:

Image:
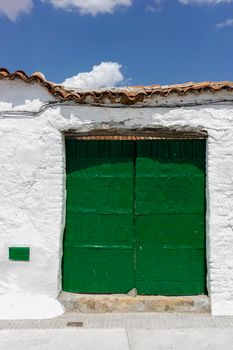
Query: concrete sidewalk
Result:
<box><xmin>1</xmin><ymin>313</ymin><xmax>233</xmax><ymax>349</ymax></box>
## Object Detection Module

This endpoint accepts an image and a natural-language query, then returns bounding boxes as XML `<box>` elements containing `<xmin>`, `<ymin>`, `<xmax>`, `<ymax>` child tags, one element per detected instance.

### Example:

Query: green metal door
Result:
<box><xmin>135</xmin><ymin>140</ymin><xmax>206</xmax><ymax>295</ymax></box>
<box><xmin>62</xmin><ymin>140</ymin><xmax>135</xmax><ymax>293</ymax></box>
<box><xmin>63</xmin><ymin>139</ymin><xmax>206</xmax><ymax>295</ymax></box>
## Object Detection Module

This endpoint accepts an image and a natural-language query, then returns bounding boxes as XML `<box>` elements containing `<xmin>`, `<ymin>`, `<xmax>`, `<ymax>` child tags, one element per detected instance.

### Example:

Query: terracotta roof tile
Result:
<box><xmin>0</xmin><ymin>68</ymin><xmax>233</xmax><ymax>105</ymax></box>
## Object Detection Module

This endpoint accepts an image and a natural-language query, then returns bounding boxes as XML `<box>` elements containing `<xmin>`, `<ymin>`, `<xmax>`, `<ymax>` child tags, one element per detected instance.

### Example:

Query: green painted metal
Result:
<box><xmin>135</xmin><ymin>140</ymin><xmax>206</xmax><ymax>295</ymax></box>
<box><xmin>63</xmin><ymin>139</ymin><xmax>206</xmax><ymax>295</ymax></box>
<box><xmin>9</xmin><ymin>247</ymin><xmax>30</xmax><ymax>261</ymax></box>
<box><xmin>63</xmin><ymin>140</ymin><xmax>135</xmax><ymax>293</ymax></box>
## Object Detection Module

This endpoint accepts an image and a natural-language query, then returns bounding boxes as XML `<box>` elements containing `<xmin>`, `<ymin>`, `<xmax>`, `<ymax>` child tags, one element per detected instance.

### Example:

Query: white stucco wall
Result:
<box><xmin>0</xmin><ymin>80</ymin><xmax>233</xmax><ymax>317</ymax></box>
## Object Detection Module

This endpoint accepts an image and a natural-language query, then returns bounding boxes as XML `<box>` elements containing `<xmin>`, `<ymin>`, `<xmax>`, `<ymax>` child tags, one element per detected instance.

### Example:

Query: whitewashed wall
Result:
<box><xmin>0</xmin><ymin>80</ymin><xmax>233</xmax><ymax>318</ymax></box>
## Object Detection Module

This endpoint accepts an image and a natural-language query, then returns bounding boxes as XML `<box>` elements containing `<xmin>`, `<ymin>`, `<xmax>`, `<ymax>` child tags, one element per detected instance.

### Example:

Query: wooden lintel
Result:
<box><xmin>64</xmin><ymin>128</ymin><xmax>207</xmax><ymax>140</ymax></box>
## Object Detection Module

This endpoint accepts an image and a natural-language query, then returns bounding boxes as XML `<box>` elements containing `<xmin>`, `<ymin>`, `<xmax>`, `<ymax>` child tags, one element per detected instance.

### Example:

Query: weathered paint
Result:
<box><xmin>135</xmin><ymin>140</ymin><xmax>206</xmax><ymax>295</ymax></box>
<box><xmin>0</xmin><ymin>80</ymin><xmax>232</xmax><ymax>316</ymax></box>
<box><xmin>63</xmin><ymin>139</ymin><xmax>206</xmax><ymax>295</ymax></box>
<box><xmin>63</xmin><ymin>140</ymin><xmax>135</xmax><ymax>293</ymax></box>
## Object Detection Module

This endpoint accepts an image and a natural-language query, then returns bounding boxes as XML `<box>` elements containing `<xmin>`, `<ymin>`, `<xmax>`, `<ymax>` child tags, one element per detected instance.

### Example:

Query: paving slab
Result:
<box><xmin>1</xmin><ymin>312</ymin><xmax>233</xmax><ymax>329</ymax></box>
<box><xmin>127</xmin><ymin>328</ymin><xmax>233</xmax><ymax>350</ymax></box>
<box><xmin>1</xmin><ymin>314</ymin><xmax>233</xmax><ymax>349</ymax></box>
<box><xmin>0</xmin><ymin>329</ymin><xmax>129</xmax><ymax>350</ymax></box>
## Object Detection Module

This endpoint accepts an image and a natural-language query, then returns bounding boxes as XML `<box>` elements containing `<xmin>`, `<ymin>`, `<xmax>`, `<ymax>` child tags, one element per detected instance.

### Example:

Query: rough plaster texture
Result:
<box><xmin>0</xmin><ymin>80</ymin><xmax>233</xmax><ymax>317</ymax></box>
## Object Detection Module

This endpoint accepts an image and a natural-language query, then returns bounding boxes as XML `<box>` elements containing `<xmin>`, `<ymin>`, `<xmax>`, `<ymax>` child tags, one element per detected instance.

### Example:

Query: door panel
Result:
<box><xmin>135</xmin><ymin>215</ymin><xmax>205</xmax><ymax>248</ymax></box>
<box><xmin>135</xmin><ymin>140</ymin><xmax>206</xmax><ymax>295</ymax></box>
<box><xmin>65</xmin><ymin>214</ymin><xmax>133</xmax><ymax>244</ymax></box>
<box><xmin>63</xmin><ymin>140</ymin><xmax>135</xmax><ymax>293</ymax></box>
<box><xmin>63</xmin><ymin>245</ymin><xmax>134</xmax><ymax>293</ymax></box>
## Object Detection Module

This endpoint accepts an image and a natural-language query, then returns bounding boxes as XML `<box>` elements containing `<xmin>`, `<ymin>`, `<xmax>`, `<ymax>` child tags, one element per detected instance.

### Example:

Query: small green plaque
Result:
<box><xmin>9</xmin><ymin>247</ymin><xmax>30</xmax><ymax>261</ymax></box>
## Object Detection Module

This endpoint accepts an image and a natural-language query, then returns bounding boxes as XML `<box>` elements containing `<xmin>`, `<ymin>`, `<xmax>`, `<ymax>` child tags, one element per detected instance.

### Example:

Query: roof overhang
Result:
<box><xmin>1</xmin><ymin>68</ymin><xmax>233</xmax><ymax>106</ymax></box>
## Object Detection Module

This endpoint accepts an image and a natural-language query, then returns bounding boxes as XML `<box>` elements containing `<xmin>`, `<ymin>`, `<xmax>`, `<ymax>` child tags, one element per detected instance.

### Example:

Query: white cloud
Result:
<box><xmin>146</xmin><ymin>0</ymin><xmax>162</xmax><ymax>12</ymax></box>
<box><xmin>179</xmin><ymin>0</ymin><xmax>233</xmax><ymax>4</ymax></box>
<box><xmin>46</xmin><ymin>0</ymin><xmax>132</xmax><ymax>15</ymax></box>
<box><xmin>62</xmin><ymin>62</ymin><xmax>124</xmax><ymax>89</ymax></box>
<box><xmin>0</xmin><ymin>0</ymin><xmax>33</xmax><ymax>21</ymax></box>
<box><xmin>217</xmin><ymin>17</ymin><xmax>233</xmax><ymax>28</ymax></box>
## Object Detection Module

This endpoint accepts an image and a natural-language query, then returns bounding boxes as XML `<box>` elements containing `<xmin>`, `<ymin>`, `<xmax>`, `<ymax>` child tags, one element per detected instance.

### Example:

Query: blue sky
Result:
<box><xmin>1</xmin><ymin>0</ymin><xmax>233</xmax><ymax>87</ymax></box>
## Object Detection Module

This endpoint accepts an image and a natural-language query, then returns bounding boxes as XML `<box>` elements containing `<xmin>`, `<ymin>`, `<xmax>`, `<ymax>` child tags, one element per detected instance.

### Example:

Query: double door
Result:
<box><xmin>63</xmin><ymin>139</ymin><xmax>206</xmax><ymax>295</ymax></box>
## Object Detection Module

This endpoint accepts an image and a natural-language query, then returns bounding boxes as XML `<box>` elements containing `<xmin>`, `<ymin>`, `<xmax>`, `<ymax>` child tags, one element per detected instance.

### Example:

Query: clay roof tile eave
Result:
<box><xmin>0</xmin><ymin>68</ymin><xmax>233</xmax><ymax>105</ymax></box>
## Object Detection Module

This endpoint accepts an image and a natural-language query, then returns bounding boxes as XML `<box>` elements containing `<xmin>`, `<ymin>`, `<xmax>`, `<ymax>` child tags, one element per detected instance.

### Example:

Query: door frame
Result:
<box><xmin>62</xmin><ymin>127</ymin><xmax>209</xmax><ymax>296</ymax></box>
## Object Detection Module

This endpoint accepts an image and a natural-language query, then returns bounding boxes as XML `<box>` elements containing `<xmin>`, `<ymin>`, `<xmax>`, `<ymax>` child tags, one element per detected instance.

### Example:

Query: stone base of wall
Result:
<box><xmin>59</xmin><ymin>292</ymin><xmax>210</xmax><ymax>314</ymax></box>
